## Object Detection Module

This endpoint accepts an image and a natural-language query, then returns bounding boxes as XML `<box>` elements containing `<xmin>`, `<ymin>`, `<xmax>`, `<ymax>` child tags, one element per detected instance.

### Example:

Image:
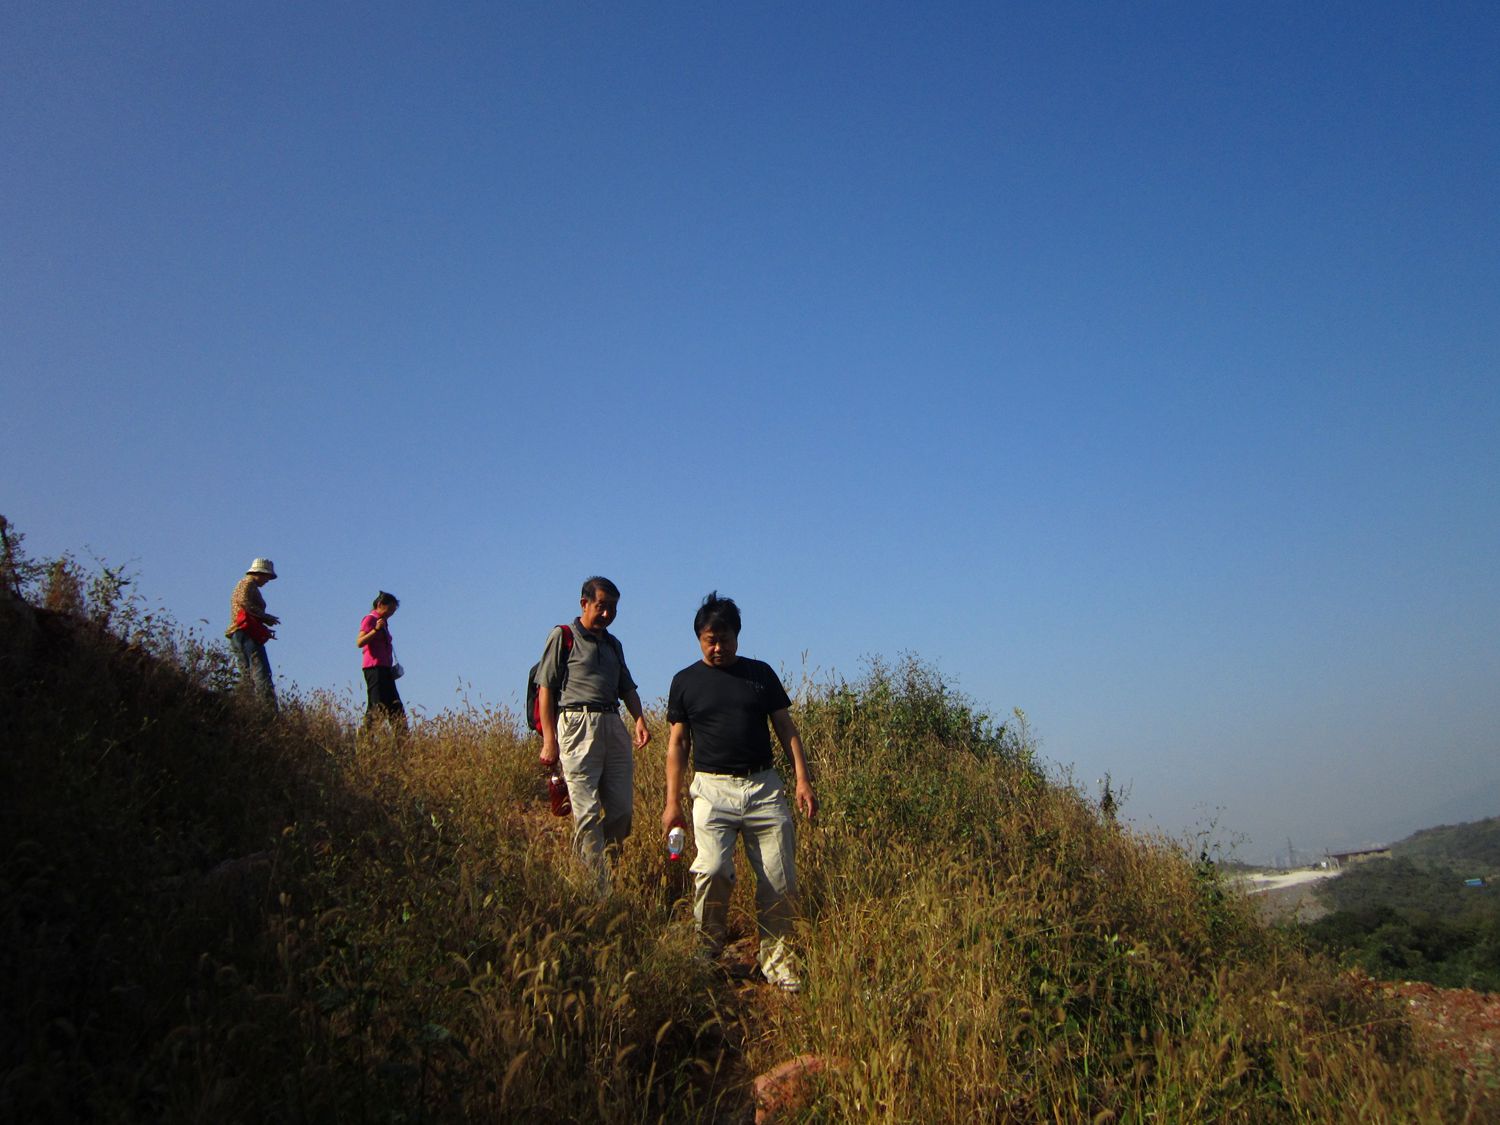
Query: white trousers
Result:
<box><xmin>559</xmin><ymin>709</ymin><xmax>634</xmax><ymax>894</ymax></box>
<box><xmin>689</xmin><ymin>768</ymin><xmax>798</xmax><ymax>978</ymax></box>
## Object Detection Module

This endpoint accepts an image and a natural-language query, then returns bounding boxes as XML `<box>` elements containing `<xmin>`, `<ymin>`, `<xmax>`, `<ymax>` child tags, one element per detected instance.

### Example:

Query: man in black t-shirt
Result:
<box><xmin>663</xmin><ymin>592</ymin><xmax>816</xmax><ymax>992</ymax></box>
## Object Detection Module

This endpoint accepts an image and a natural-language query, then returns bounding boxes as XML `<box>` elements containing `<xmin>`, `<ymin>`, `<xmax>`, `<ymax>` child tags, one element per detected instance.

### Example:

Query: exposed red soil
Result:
<box><xmin>1351</xmin><ymin>972</ymin><xmax>1500</xmax><ymax>1085</ymax></box>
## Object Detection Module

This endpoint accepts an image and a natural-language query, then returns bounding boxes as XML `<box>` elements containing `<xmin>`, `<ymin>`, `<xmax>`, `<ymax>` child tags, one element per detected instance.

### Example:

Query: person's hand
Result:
<box><xmin>633</xmin><ymin>715</ymin><xmax>651</xmax><ymax>749</ymax></box>
<box><xmin>263</xmin><ymin>614</ymin><xmax>280</xmax><ymax>626</ymax></box>
<box><xmin>539</xmin><ymin>735</ymin><xmax>560</xmax><ymax>768</ymax></box>
<box><xmin>795</xmin><ymin>779</ymin><xmax>817</xmax><ymax>822</ymax></box>
<box><xmin>662</xmin><ymin>803</ymin><xmax>685</xmax><ymax>835</ymax></box>
<box><xmin>373</xmin><ymin>617</ymin><xmax>385</xmax><ymax>631</ymax></box>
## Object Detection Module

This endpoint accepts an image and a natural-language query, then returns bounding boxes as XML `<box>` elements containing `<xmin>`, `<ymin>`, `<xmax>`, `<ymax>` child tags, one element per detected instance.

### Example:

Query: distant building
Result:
<box><xmin>1325</xmin><ymin>847</ymin><xmax>1391</xmax><ymax>868</ymax></box>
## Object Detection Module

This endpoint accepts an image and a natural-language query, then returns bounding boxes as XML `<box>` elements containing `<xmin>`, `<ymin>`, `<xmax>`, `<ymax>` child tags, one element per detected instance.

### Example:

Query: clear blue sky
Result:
<box><xmin>4</xmin><ymin>2</ymin><xmax>1496</xmax><ymax>862</ymax></box>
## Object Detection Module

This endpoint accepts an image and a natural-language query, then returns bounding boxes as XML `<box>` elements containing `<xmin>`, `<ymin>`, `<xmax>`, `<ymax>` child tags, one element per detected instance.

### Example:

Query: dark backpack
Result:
<box><xmin>526</xmin><ymin>625</ymin><xmax>573</xmax><ymax>733</ymax></box>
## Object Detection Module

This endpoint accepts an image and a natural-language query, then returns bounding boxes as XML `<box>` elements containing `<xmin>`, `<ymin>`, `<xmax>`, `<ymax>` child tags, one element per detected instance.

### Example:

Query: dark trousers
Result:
<box><xmin>363</xmin><ymin>665</ymin><xmax>407</xmax><ymax>729</ymax></box>
<box><xmin>229</xmin><ymin>629</ymin><xmax>277</xmax><ymax>712</ymax></box>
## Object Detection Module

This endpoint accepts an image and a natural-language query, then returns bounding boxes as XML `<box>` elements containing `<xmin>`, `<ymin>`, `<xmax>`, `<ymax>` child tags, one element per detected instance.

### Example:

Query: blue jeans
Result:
<box><xmin>229</xmin><ymin>630</ymin><xmax>277</xmax><ymax>711</ymax></box>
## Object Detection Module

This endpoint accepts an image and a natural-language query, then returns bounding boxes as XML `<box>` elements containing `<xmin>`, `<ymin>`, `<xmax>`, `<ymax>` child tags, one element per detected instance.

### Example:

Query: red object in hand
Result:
<box><xmin>234</xmin><ymin>608</ymin><xmax>274</xmax><ymax>644</ymax></box>
<box><xmin>547</xmin><ymin>771</ymin><xmax>571</xmax><ymax>817</ymax></box>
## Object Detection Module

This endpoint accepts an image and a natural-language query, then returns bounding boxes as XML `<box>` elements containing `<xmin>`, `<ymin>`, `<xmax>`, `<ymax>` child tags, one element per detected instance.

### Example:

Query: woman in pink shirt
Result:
<box><xmin>356</xmin><ymin>592</ymin><xmax>406</xmax><ymax>730</ymax></box>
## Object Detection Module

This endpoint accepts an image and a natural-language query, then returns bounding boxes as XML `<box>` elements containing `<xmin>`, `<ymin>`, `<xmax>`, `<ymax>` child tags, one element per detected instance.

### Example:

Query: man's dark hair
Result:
<box><xmin>373</xmin><ymin>591</ymin><xmax>399</xmax><ymax>609</ymax></box>
<box><xmin>694</xmin><ymin>591</ymin><xmax>741</xmax><ymax>637</ymax></box>
<box><xmin>581</xmin><ymin>576</ymin><xmax>620</xmax><ymax>601</ymax></box>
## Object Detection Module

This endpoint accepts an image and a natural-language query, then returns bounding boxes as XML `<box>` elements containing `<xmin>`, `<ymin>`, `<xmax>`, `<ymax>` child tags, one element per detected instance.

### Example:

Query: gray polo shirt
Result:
<box><xmin>536</xmin><ymin>618</ymin><xmax>637</xmax><ymax>707</ymax></box>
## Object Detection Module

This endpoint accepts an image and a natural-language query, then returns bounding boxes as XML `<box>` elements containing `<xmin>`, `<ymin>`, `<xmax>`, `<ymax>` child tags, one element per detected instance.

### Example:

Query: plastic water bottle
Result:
<box><xmin>666</xmin><ymin>826</ymin><xmax>686</xmax><ymax>861</ymax></box>
<box><xmin>547</xmin><ymin>770</ymin><xmax>571</xmax><ymax>817</ymax></box>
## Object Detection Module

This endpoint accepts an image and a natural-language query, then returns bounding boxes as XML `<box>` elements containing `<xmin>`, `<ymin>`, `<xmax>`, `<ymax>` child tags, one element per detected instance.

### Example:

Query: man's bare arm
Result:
<box><xmin>770</xmin><ymin>708</ymin><xmax>816</xmax><ymax>821</ymax></box>
<box><xmin>538</xmin><ymin>684</ymin><xmax>560</xmax><ymax>767</ymax></box>
<box><xmin>623</xmin><ymin>688</ymin><xmax>651</xmax><ymax>749</ymax></box>
<box><xmin>663</xmin><ymin>721</ymin><xmax>691</xmax><ymax>833</ymax></box>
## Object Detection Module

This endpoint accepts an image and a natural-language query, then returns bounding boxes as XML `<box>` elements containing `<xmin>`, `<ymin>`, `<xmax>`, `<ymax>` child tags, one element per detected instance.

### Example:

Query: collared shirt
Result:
<box><xmin>536</xmin><ymin>617</ymin><xmax>637</xmax><ymax>707</ymax></box>
<box><xmin>226</xmin><ymin>575</ymin><xmax>268</xmax><ymax>638</ymax></box>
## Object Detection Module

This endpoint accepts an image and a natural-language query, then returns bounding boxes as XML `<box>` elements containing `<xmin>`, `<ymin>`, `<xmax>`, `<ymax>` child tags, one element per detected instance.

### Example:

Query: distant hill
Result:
<box><xmin>1314</xmin><ymin>815</ymin><xmax>1500</xmax><ymax>921</ymax></box>
<box><xmin>1388</xmin><ymin>784</ymin><xmax>1500</xmax><ymax>847</ymax></box>
<box><xmin>1305</xmin><ymin>815</ymin><xmax>1500</xmax><ymax>992</ymax></box>
<box><xmin>1394</xmin><ymin>816</ymin><xmax>1500</xmax><ymax>877</ymax></box>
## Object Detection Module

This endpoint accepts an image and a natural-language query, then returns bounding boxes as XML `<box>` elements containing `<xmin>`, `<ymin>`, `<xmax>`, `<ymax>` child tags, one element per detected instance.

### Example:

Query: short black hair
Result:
<box><xmin>582</xmin><ymin>576</ymin><xmax>620</xmax><ymax>601</ymax></box>
<box><xmin>694</xmin><ymin>591</ymin><xmax>741</xmax><ymax>637</ymax></box>
<box><xmin>373</xmin><ymin>591</ymin><xmax>399</xmax><ymax>609</ymax></box>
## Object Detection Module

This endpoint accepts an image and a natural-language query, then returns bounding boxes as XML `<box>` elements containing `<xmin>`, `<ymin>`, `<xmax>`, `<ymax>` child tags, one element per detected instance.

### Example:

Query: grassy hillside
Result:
<box><xmin>2</xmin><ymin>525</ymin><xmax>1493</xmax><ymax>1121</ymax></box>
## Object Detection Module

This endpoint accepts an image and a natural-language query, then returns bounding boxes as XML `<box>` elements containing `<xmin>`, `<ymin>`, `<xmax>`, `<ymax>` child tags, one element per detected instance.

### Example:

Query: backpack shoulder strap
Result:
<box><xmin>552</xmin><ymin>624</ymin><xmax>574</xmax><ymax>686</ymax></box>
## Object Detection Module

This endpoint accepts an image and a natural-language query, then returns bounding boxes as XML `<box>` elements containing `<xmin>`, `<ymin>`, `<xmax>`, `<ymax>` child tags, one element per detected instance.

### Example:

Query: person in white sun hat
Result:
<box><xmin>226</xmin><ymin>557</ymin><xmax>280</xmax><ymax>711</ymax></box>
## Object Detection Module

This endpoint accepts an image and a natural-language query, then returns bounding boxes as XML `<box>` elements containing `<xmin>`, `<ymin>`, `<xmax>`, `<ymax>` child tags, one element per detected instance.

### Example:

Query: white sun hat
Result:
<box><xmin>246</xmin><ymin>558</ymin><xmax>278</xmax><ymax>579</ymax></box>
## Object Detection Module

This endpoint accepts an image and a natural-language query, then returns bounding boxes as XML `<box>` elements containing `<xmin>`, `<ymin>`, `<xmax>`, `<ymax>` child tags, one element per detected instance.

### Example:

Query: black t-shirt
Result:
<box><xmin>666</xmin><ymin>658</ymin><xmax>792</xmax><ymax>773</ymax></box>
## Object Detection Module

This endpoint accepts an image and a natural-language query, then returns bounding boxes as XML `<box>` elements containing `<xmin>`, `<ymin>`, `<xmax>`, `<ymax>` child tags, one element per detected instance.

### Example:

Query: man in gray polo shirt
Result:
<box><xmin>536</xmin><ymin>576</ymin><xmax>651</xmax><ymax>894</ymax></box>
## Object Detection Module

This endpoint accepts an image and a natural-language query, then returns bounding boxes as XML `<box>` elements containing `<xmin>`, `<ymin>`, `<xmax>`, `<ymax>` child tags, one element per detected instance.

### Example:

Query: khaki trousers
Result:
<box><xmin>689</xmin><ymin>768</ymin><xmax>799</xmax><ymax>979</ymax></box>
<box><xmin>559</xmin><ymin>709</ymin><xmax>634</xmax><ymax>894</ymax></box>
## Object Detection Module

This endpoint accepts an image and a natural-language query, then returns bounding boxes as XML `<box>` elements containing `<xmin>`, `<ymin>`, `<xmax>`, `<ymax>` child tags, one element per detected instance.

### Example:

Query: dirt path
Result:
<box><xmin>1236</xmin><ymin>868</ymin><xmax>1341</xmax><ymax>923</ymax></box>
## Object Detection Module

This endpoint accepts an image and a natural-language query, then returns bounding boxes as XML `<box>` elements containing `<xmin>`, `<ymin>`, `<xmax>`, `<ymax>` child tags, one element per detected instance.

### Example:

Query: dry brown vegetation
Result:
<box><xmin>2</xmin><ymin>520</ymin><xmax>1494</xmax><ymax>1122</ymax></box>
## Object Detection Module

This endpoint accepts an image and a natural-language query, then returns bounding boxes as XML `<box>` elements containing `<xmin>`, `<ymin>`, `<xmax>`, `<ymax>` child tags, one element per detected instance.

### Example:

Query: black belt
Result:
<box><xmin>560</xmin><ymin>702</ymin><xmax>619</xmax><ymax>713</ymax></box>
<box><xmin>697</xmin><ymin>763</ymin><xmax>773</xmax><ymax>778</ymax></box>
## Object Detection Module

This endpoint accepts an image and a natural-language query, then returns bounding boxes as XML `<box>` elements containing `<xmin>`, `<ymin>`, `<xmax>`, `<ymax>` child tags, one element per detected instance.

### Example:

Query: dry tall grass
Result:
<box><xmin>1</xmin><ymin>525</ymin><xmax>1491</xmax><ymax>1122</ymax></box>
